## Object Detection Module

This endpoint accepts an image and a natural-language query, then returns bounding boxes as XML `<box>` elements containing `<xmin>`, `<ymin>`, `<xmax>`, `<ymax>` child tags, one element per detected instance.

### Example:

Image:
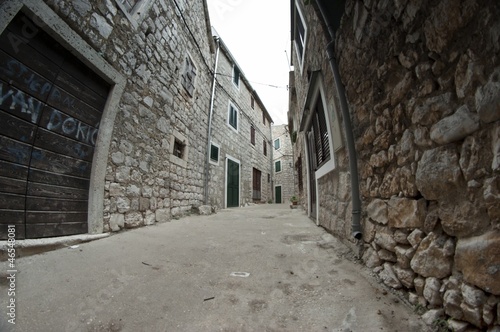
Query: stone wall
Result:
<box><xmin>291</xmin><ymin>0</ymin><xmax>500</xmax><ymax>329</ymax></box>
<box><xmin>43</xmin><ymin>0</ymin><xmax>215</xmax><ymax>229</ymax></box>
<box><xmin>208</xmin><ymin>40</ymin><xmax>273</xmax><ymax>207</ymax></box>
<box><xmin>272</xmin><ymin>125</ymin><xmax>295</xmax><ymax>204</ymax></box>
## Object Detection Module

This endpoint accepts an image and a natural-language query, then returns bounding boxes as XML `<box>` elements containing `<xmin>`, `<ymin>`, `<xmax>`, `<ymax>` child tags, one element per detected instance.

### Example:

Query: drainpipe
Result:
<box><xmin>204</xmin><ymin>37</ymin><xmax>220</xmax><ymax>205</ymax></box>
<box><xmin>314</xmin><ymin>0</ymin><xmax>362</xmax><ymax>240</ymax></box>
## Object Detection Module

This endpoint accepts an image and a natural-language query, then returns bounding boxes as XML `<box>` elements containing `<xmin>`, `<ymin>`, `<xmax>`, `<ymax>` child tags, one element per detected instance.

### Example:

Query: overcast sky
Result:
<box><xmin>205</xmin><ymin>0</ymin><xmax>291</xmax><ymax>125</ymax></box>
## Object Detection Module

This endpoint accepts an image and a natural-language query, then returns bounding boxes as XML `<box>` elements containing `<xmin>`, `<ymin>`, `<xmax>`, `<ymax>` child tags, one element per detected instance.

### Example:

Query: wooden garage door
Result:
<box><xmin>0</xmin><ymin>14</ymin><xmax>109</xmax><ymax>239</ymax></box>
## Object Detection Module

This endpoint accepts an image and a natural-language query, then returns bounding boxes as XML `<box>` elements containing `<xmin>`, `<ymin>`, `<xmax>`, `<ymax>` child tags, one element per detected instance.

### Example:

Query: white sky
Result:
<box><xmin>206</xmin><ymin>0</ymin><xmax>291</xmax><ymax>125</ymax></box>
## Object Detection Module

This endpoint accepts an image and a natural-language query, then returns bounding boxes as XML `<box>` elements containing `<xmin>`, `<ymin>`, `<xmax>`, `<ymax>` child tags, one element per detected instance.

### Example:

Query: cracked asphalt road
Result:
<box><xmin>1</xmin><ymin>204</ymin><xmax>430</xmax><ymax>331</ymax></box>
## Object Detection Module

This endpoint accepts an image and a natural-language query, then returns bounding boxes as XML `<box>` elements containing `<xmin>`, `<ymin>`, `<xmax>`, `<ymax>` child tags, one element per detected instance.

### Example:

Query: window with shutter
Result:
<box><xmin>181</xmin><ymin>54</ymin><xmax>197</xmax><ymax>97</ymax></box>
<box><xmin>233</xmin><ymin>65</ymin><xmax>240</xmax><ymax>88</ymax></box>
<box><xmin>275</xmin><ymin>160</ymin><xmax>282</xmax><ymax>172</ymax></box>
<box><xmin>228</xmin><ymin>103</ymin><xmax>238</xmax><ymax>131</ymax></box>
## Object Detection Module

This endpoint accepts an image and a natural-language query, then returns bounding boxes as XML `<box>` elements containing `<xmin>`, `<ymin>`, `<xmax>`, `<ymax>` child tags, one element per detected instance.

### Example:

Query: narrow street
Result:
<box><xmin>2</xmin><ymin>205</ymin><xmax>428</xmax><ymax>332</ymax></box>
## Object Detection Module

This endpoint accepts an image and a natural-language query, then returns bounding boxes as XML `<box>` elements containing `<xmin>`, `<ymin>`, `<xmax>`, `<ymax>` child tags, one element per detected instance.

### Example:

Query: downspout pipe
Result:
<box><xmin>314</xmin><ymin>0</ymin><xmax>362</xmax><ymax>240</ymax></box>
<box><xmin>204</xmin><ymin>37</ymin><xmax>220</xmax><ymax>205</ymax></box>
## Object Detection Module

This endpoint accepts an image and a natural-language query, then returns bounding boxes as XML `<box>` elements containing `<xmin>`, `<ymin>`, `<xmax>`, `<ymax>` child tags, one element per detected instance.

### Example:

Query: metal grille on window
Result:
<box><xmin>181</xmin><ymin>55</ymin><xmax>197</xmax><ymax>96</ymax></box>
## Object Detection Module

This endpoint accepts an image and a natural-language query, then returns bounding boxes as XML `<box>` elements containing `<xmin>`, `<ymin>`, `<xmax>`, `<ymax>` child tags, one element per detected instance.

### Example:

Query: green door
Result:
<box><xmin>227</xmin><ymin>159</ymin><xmax>239</xmax><ymax>207</ymax></box>
<box><xmin>275</xmin><ymin>186</ymin><xmax>282</xmax><ymax>204</ymax></box>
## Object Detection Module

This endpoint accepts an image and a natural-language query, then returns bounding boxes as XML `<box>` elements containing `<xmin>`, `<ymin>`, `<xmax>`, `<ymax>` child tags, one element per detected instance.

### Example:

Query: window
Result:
<box><xmin>173</xmin><ymin>139</ymin><xmax>185</xmax><ymax>159</ymax></box>
<box><xmin>119</xmin><ymin>0</ymin><xmax>140</xmax><ymax>12</ymax></box>
<box><xmin>232</xmin><ymin>65</ymin><xmax>240</xmax><ymax>88</ymax></box>
<box><xmin>311</xmin><ymin>100</ymin><xmax>330</xmax><ymax>167</ymax></box>
<box><xmin>210</xmin><ymin>143</ymin><xmax>220</xmax><ymax>164</ymax></box>
<box><xmin>267</xmin><ymin>173</ymin><xmax>270</xmax><ymax>183</ymax></box>
<box><xmin>263</xmin><ymin>112</ymin><xmax>266</xmax><ymax>126</ymax></box>
<box><xmin>250</xmin><ymin>126</ymin><xmax>255</xmax><ymax>145</ymax></box>
<box><xmin>294</xmin><ymin>2</ymin><xmax>307</xmax><ymax>70</ymax></box>
<box><xmin>251</xmin><ymin>96</ymin><xmax>255</xmax><ymax>109</ymax></box>
<box><xmin>263</xmin><ymin>139</ymin><xmax>267</xmax><ymax>156</ymax></box>
<box><xmin>181</xmin><ymin>54</ymin><xmax>197</xmax><ymax>96</ymax></box>
<box><xmin>228</xmin><ymin>102</ymin><xmax>238</xmax><ymax>131</ymax></box>
<box><xmin>170</xmin><ymin>130</ymin><xmax>189</xmax><ymax>167</ymax></box>
<box><xmin>275</xmin><ymin>160</ymin><xmax>282</xmax><ymax>173</ymax></box>
<box><xmin>274</xmin><ymin>138</ymin><xmax>280</xmax><ymax>150</ymax></box>
<box><xmin>114</xmin><ymin>0</ymin><xmax>153</xmax><ymax>26</ymax></box>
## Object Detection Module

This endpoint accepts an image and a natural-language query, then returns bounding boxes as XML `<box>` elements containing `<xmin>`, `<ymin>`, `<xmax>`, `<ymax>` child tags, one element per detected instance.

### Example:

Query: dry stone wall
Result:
<box><xmin>334</xmin><ymin>0</ymin><xmax>500</xmax><ymax>329</ymax></box>
<box><xmin>45</xmin><ymin>0</ymin><xmax>214</xmax><ymax>229</ymax></box>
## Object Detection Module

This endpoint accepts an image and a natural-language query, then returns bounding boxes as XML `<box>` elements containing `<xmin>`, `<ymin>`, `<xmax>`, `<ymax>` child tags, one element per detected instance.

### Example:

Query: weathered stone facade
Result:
<box><xmin>289</xmin><ymin>0</ymin><xmax>500</xmax><ymax>330</ymax></box>
<box><xmin>272</xmin><ymin>124</ymin><xmax>295</xmax><ymax>204</ymax></box>
<box><xmin>0</xmin><ymin>0</ymin><xmax>272</xmax><ymax>238</ymax></box>
<box><xmin>208</xmin><ymin>38</ymin><xmax>273</xmax><ymax>208</ymax></box>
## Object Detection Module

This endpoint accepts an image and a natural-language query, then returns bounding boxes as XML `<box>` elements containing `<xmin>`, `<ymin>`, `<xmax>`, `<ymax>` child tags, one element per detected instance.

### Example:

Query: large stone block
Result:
<box><xmin>379</xmin><ymin>263</ymin><xmax>402</xmax><ymax>289</ymax></box>
<box><xmin>424</xmin><ymin>277</ymin><xmax>443</xmax><ymax>306</ymax></box>
<box><xmin>374</xmin><ymin>228</ymin><xmax>397</xmax><ymax>252</ymax></box>
<box><xmin>387</xmin><ymin>196</ymin><xmax>426</xmax><ymax>228</ymax></box>
<box><xmin>438</xmin><ymin>198</ymin><xmax>490</xmax><ymax>238</ymax></box>
<box><xmin>455</xmin><ymin>231</ymin><xmax>500</xmax><ymax>295</ymax></box>
<box><xmin>475</xmin><ymin>67</ymin><xmax>500</xmax><ymax>123</ymax></box>
<box><xmin>443</xmin><ymin>289</ymin><xmax>463</xmax><ymax>319</ymax></box>
<box><xmin>416</xmin><ymin>146</ymin><xmax>463</xmax><ymax>200</ymax></box>
<box><xmin>109</xmin><ymin>213</ymin><xmax>124</xmax><ymax>232</ymax></box>
<box><xmin>493</xmin><ymin>126</ymin><xmax>500</xmax><ymax>172</ymax></box>
<box><xmin>155</xmin><ymin>208</ymin><xmax>170</xmax><ymax>223</ymax></box>
<box><xmin>410</xmin><ymin>232</ymin><xmax>454</xmax><ymax>278</ymax></box>
<box><xmin>484</xmin><ymin>177</ymin><xmax>500</xmax><ymax>222</ymax></box>
<box><xmin>366</xmin><ymin>199</ymin><xmax>388</xmax><ymax>224</ymax></box>
<box><xmin>430</xmin><ymin>105</ymin><xmax>480</xmax><ymax>145</ymax></box>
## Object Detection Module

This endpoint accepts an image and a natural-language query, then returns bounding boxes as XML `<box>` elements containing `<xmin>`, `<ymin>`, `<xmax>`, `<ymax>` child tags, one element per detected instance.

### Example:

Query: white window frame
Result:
<box><xmin>227</xmin><ymin>101</ymin><xmax>239</xmax><ymax>133</ymax></box>
<box><xmin>294</xmin><ymin>1</ymin><xmax>308</xmax><ymax>73</ymax></box>
<box><xmin>304</xmin><ymin>77</ymin><xmax>336</xmax><ymax>180</ymax></box>
<box><xmin>114</xmin><ymin>0</ymin><xmax>153</xmax><ymax>28</ymax></box>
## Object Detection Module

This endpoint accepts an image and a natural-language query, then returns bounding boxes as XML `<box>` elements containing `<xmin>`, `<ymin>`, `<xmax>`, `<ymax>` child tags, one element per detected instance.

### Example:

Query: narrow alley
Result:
<box><xmin>1</xmin><ymin>204</ymin><xmax>428</xmax><ymax>331</ymax></box>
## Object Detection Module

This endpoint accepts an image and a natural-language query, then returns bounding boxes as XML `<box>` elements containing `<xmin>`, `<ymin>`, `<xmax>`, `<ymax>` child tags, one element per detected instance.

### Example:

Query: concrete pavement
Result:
<box><xmin>1</xmin><ymin>204</ymin><xmax>430</xmax><ymax>332</ymax></box>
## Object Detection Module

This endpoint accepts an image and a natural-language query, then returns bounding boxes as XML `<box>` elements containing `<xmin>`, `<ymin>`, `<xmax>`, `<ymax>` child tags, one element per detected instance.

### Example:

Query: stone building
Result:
<box><xmin>272</xmin><ymin>124</ymin><xmax>295</xmax><ymax>204</ymax></box>
<box><xmin>0</xmin><ymin>0</ymin><xmax>271</xmax><ymax>240</ymax></box>
<box><xmin>289</xmin><ymin>0</ymin><xmax>500</xmax><ymax>330</ymax></box>
<box><xmin>207</xmin><ymin>35</ymin><xmax>274</xmax><ymax>208</ymax></box>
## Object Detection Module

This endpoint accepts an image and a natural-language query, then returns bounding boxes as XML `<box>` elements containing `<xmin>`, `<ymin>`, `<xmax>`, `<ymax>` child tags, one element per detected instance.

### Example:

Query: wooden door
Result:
<box><xmin>252</xmin><ymin>168</ymin><xmax>261</xmax><ymax>201</ymax></box>
<box><xmin>0</xmin><ymin>14</ymin><xmax>109</xmax><ymax>239</ymax></box>
<box><xmin>275</xmin><ymin>186</ymin><xmax>282</xmax><ymax>204</ymax></box>
<box><xmin>226</xmin><ymin>159</ymin><xmax>239</xmax><ymax>208</ymax></box>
